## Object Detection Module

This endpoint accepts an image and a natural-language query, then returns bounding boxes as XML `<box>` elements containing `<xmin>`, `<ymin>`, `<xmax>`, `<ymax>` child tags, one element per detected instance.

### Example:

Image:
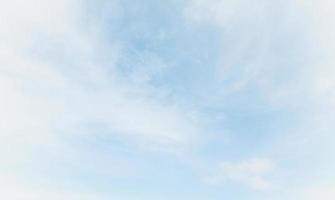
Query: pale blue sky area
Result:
<box><xmin>0</xmin><ymin>0</ymin><xmax>335</xmax><ymax>199</ymax></box>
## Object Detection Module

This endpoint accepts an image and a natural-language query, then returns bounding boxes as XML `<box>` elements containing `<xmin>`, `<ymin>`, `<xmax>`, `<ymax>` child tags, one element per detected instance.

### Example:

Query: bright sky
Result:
<box><xmin>1</xmin><ymin>0</ymin><xmax>335</xmax><ymax>199</ymax></box>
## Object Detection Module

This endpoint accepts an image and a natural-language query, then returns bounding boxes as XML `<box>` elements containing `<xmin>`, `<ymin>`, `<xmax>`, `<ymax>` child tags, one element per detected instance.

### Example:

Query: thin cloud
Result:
<box><xmin>206</xmin><ymin>159</ymin><xmax>275</xmax><ymax>190</ymax></box>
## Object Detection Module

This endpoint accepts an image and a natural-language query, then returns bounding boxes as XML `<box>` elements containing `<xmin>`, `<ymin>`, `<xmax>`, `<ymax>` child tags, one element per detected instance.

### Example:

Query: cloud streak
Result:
<box><xmin>1</xmin><ymin>0</ymin><xmax>335</xmax><ymax>199</ymax></box>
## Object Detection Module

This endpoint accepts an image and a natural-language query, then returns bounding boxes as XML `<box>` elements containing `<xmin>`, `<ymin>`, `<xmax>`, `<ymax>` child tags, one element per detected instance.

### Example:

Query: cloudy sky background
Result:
<box><xmin>1</xmin><ymin>0</ymin><xmax>335</xmax><ymax>199</ymax></box>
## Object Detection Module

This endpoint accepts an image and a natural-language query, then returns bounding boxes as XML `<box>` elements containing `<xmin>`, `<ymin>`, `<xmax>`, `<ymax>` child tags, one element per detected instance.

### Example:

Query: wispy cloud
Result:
<box><xmin>206</xmin><ymin>159</ymin><xmax>275</xmax><ymax>190</ymax></box>
<box><xmin>1</xmin><ymin>0</ymin><xmax>335</xmax><ymax>199</ymax></box>
<box><xmin>0</xmin><ymin>0</ymin><xmax>202</xmax><ymax>198</ymax></box>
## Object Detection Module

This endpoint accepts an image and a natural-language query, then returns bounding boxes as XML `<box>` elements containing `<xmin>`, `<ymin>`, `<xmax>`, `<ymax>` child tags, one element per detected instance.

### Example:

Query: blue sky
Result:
<box><xmin>1</xmin><ymin>0</ymin><xmax>335</xmax><ymax>199</ymax></box>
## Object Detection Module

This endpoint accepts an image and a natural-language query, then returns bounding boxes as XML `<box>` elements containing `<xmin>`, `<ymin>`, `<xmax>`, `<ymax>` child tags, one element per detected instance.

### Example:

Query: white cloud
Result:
<box><xmin>3</xmin><ymin>0</ymin><xmax>335</xmax><ymax>197</ymax></box>
<box><xmin>185</xmin><ymin>0</ymin><xmax>272</xmax><ymax>93</ymax></box>
<box><xmin>185</xmin><ymin>1</ymin><xmax>335</xmax><ymax>196</ymax></box>
<box><xmin>0</xmin><ymin>0</ymin><xmax>203</xmax><ymax>198</ymax></box>
<box><xmin>0</xmin><ymin>0</ymin><xmax>200</xmax><ymax>154</ymax></box>
<box><xmin>303</xmin><ymin>185</ymin><xmax>335</xmax><ymax>200</ymax></box>
<box><xmin>206</xmin><ymin>159</ymin><xmax>275</xmax><ymax>190</ymax></box>
<box><xmin>185</xmin><ymin>0</ymin><xmax>268</xmax><ymax>26</ymax></box>
<box><xmin>0</xmin><ymin>173</ymin><xmax>107</xmax><ymax>200</ymax></box>
<box><xmin>184</xmin><ymin>0</ymin><xmax>335</xmax><ymax>109</ymax></box>
<box><xmin>274</xmin><ymin>183</ymin><xmax>335</xmax><ymax>200</ymax></box>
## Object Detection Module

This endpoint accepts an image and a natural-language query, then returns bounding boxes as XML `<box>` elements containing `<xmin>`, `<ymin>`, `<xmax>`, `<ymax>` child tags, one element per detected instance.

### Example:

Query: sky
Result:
<box><xmin>0</xmin><ymin>0</ymin><xmax>335</xmax><ymax>199</ymax></box>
